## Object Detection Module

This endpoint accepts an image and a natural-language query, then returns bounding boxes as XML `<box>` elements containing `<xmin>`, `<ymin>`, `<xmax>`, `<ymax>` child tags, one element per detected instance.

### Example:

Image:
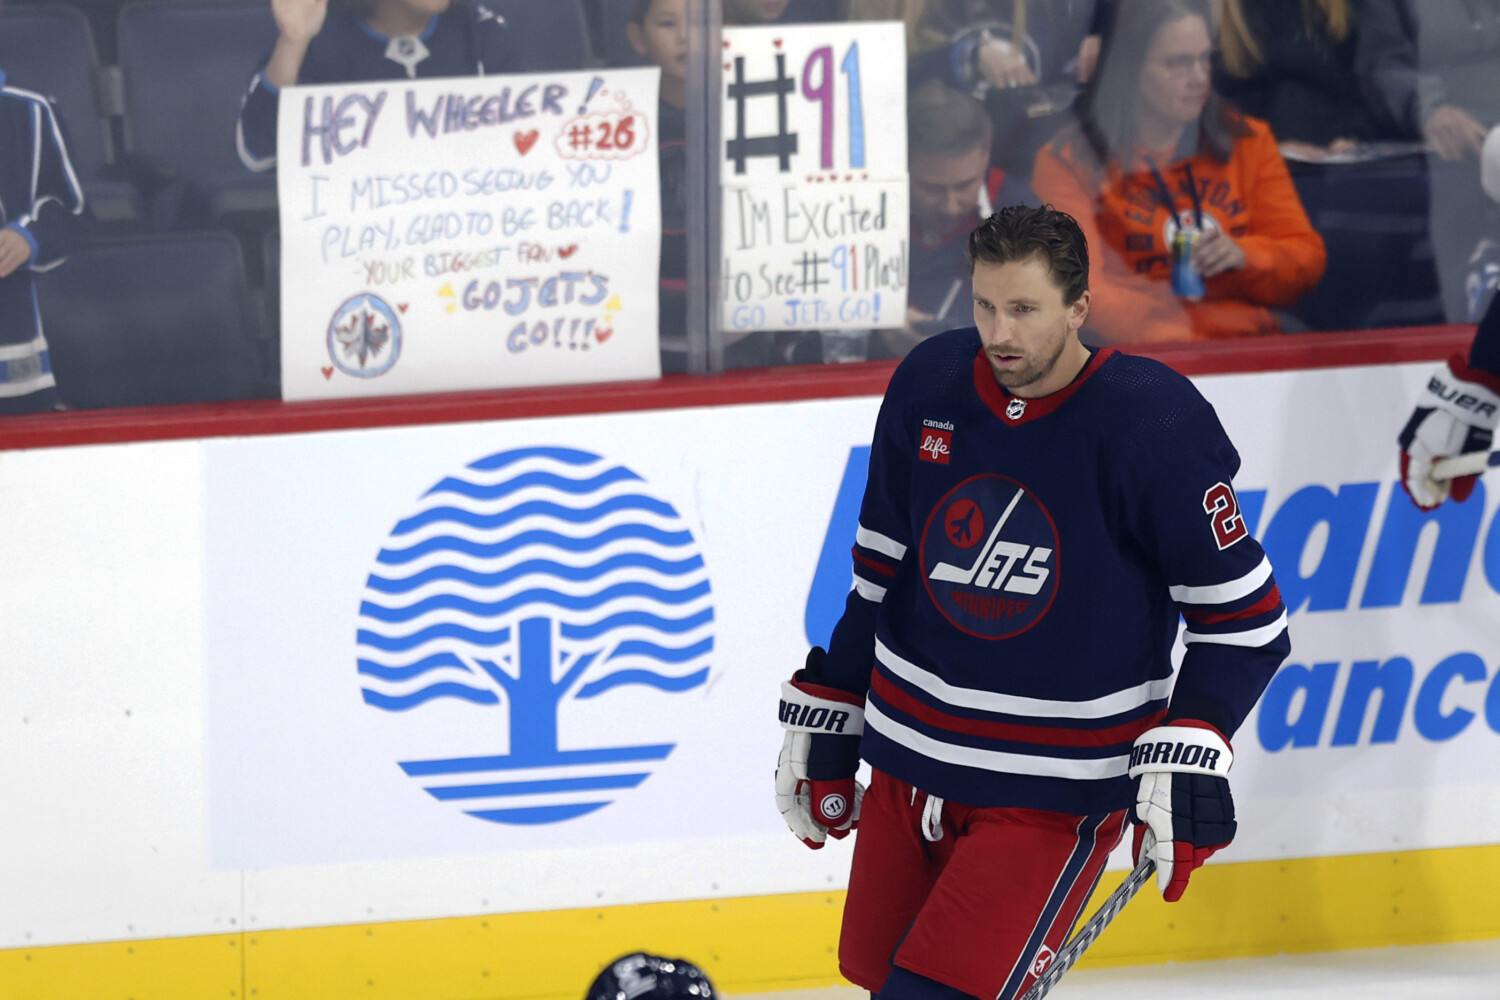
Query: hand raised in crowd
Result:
<box><xmin>272</xmin><ymin>0</ymin><xmax>328</xmax><ymax>47</ymax></box>
<box><xmin>1076</xmin><ymin>34</ymin><xmax>1101</xmax><ymax>84</ymax></box>
<box><xmin>0</xmin><ymin>228</ymin><xmax>32</xmax><ymax>279</ymax></box>
<box><xmin>977</xmin><ymin>39</ymin><xmax>1036</xmax><ymax>89</ymax></box>
<box><xmin>1191</xmin><ymin>229</ymin><xmax>1246</xmax><ymax>278</ymax></box>
<box><xmin>1423</xmin><ymin>104</ymin><xmax>1488</xmax><ymax>162</ymax></box>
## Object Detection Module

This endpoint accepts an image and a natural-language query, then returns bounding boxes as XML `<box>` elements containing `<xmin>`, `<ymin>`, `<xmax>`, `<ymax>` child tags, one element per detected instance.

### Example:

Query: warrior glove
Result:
<box><xmin>1129</xmin><ymin>722</ymin><xmax>1235</xmax><ymax>902</ymax></box>
<box><xmin>1398</xmin><ymin>356</ymin><xmax>1500</xmax><ymax>510</ymax></box>
<box><xmin>775</xmin><ymin>647</ymin><xmax>865</xmax><ymax>849</ymax></box>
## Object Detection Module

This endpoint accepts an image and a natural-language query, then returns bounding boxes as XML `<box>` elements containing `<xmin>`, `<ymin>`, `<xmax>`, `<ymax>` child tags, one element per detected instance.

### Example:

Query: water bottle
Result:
<box><xmin>1171</xmin><ymin>227</ymin><xmax>1206</xmax><ymax>301</ymax></box>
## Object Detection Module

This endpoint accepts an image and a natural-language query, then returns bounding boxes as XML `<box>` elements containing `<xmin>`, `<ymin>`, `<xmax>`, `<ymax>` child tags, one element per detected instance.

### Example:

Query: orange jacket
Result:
<box><xmin>1032</xmin><ymin>116</ymin><xmax>1327</xmax><ymax>343</ymax></box>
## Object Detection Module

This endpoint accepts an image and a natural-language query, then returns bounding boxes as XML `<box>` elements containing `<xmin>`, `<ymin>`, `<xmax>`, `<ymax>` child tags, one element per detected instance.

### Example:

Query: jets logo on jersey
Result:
<box><xmin>919</xmin><ymin>474</ymin><xmax>1060</xmax><ymax>639</ymax></box>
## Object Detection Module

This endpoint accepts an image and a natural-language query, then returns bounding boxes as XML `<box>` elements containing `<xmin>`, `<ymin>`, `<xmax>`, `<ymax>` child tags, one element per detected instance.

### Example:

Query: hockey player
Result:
<box><xmin>0</xmin><ymin>67</ymin><xmax>88</xmax><ymax>414</ymax></box>
<box><xmin>775</xmin><ymin>205</ymin><xmax>1290</xmax><ymax>1000</ymax></box>
<box><xmin>1397</xmin><ymin>293</ymin><xmax>1500</xmax><ymax>510</ymax></box>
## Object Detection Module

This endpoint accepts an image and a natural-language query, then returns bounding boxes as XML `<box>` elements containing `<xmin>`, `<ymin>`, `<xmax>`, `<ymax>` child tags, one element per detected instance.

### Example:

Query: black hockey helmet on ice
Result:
<box><xmin>584</xmin><ymin>952</ymin><xmax>716</xmax><ymax>1000</ymax></box>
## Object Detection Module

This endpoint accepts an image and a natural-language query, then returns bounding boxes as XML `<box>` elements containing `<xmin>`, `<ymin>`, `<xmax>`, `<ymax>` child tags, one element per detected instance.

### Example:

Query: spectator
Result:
<box><xmin>1032</xmin><ymin>0</ymin><xmax>1326</xmax><ymax>343</ymax></box>
<box><xmin>886</xmin><ymin>79</ymin><xmax>1035</xmax><ymax>357</ymax></box>
<box><xmin>1215</xmin><ymin>0</ymin><xmax>1400</xmax><ymax>155</ymax></box>
<box><xmin>0</xmin><ymin>67</ymin><xmax>89</xmax><ymax>414</ymax></box>
<box><xmin>723</xmin><ymin>0</ymin><xmax>838</xmax><ymax>25</ymax></box>
<box><xmin>1357</xmin><ymin>0</ymin><xmax>1500</xmax><ymax>322</ymax></box>
<box><xmin>628</xmin><ymin>0</ymin><xmax>690</xmax><ymax>372</ymax></box>
<box><xmin>237</xmin><ymin>0</ymin><xmax>570</xmax><ymax>171</ymax></box>
<box><xmin>908</xmin><ymin>0</ymin><xmax>1100</xmax><ymax>175</ymax></box>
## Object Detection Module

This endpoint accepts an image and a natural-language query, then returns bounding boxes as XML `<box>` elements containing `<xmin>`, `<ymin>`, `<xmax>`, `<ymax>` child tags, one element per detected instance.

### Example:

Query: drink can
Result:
<box><xmin>1171</xmin><ymin>227</ymin><xmax>1206</xmax><ymax>300</ymax></box>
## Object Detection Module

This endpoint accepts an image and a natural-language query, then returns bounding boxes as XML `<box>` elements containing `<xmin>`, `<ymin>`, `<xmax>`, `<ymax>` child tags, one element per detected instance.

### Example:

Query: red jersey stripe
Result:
<box><xmin>1182</xmin><ymin>584</ymin><xmax>1283</xmax><ymax>625</ymax></box>
<box><xmin>870</xmin><ymin>670</ymin><xmax>1165</xmax><ymax>748</ymax></box>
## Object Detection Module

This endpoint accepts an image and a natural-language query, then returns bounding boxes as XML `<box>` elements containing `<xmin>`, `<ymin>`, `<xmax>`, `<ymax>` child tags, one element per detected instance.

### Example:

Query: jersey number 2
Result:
<box><xmin>1203</xmin><ymin>482</ymin><xmax>1248</xmax><ymax>550</ymax></box>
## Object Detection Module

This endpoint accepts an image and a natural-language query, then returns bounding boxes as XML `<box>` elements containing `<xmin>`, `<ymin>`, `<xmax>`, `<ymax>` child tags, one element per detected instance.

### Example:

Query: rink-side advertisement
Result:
<box><xmin>719</xmin><ymin>22</ymin><xmax>910</xmax><ymax>336</ymax></box>
<box><xmin>5</xmin><ymin>362</ymin><xmax>1500</xmax><ymax>944</ymax></box>
<box><xmin>276</xmin><ymin>69</ymin><xmax>662</xmax><ymax>401</ymax></box>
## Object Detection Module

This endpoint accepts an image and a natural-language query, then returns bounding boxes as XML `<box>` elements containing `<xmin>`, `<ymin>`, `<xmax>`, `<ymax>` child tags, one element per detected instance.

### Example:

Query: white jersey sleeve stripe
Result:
<box><xmin>865</xmin><ymin>701</ymin><xmax>1130</xmax><ymax>780</ymax></box>
<box><xmin>852</xmin><ymin>577</ymin><xmax>888</xmax><ymax>603</ymax></box>
<box><xmin>1168</xmin><ymin>556</ymin><xmax>1273</xmax><ymax>606</ymax></box>
<box><xmin>1183</xmin><ymin>611</ymin><xmax>1289</xmax><ymax>648</ymax></box>
<box><xmin>855</xmin><ymin>524</ymin><xmax>907</xmax><ymax>561</ymax></box>
<box><xmin>876</xmin><ymin>640</ymin><xmax>1172</xmax><ymax>720</ymax></box>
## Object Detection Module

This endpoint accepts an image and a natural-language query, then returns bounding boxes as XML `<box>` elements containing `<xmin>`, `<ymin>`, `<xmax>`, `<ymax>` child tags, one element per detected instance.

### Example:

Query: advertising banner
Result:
<box><xmin>719</xmin><ymin>22</ymin><xmax>909</xmax><ymax>336</ymax></box>
<box><xmin>277</xmin><ymin>69</ymin><xmax>662</xmax><ymax>401</ymax></box>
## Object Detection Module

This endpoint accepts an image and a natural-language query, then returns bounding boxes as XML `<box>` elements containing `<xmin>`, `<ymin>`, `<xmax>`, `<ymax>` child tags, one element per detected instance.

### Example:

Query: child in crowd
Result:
<box><xmin>0</xmin><ymin>67</ymin><xmax>88</xmax><ymax>414</ymax></box>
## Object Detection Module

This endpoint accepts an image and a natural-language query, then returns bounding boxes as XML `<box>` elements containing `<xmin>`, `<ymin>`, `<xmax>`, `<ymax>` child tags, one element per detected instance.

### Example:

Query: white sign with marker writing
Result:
<box><xmin>277</xmin><ymin>69</ymin><xmax>662</xmax><ymax>401</ymax></box>
<box><xmin>719</xmin><ymin>23</ymin><xmax>908</xmax><ymax>335</ymax></box>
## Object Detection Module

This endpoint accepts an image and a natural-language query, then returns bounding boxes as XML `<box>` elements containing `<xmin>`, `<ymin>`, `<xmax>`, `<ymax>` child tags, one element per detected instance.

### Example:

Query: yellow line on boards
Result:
<box><xmin>3</xmin><ymin>845</ymin><xmax>1499</xmax><ymax>1000</ymax></box>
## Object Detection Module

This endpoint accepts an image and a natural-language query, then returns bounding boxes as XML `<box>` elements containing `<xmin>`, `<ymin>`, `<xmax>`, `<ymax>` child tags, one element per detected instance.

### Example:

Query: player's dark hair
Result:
<box><xmin>907</xmin><ymin>79</ymin><xmax>993</xmax><ymax>162</ymax></box>
<box><xmin>1075</xmin><ymin>0</ymin><xmax>1249</xmax><ymax>170</ymax></box>
<box><xmin>966</xmin><ymin>205</ymin><xmax>1090</xmax><ymax>306</ymax></box>
<box><xmin>631</xmin><ymin>0</ymin><xmax>654</xmax><ymax>24</ymax></box>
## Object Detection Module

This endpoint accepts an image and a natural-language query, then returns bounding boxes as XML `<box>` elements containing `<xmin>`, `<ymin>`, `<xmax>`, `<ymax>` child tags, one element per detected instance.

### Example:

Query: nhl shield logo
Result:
<box><xmin>1005</xmin><ymin>398</ymin><xmax>1027</xmax><ymax>421</ymax></box>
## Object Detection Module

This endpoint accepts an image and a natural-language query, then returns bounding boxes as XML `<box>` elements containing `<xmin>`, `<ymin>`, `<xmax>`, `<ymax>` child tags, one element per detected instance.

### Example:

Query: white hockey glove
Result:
<box><xmin>1129</xmin><ymin>722</ymin><xmax>1235</xmax><ymax>903</ymax></box>
<box><xmin>775</xmin><ymin>648</ymin><xmax>865</xmax><ymax>850</ymax></box>
<box><xmin>1398</xmin><ymin>355</ymin><xmax>1500</xmax><ymax>510</ymax></box>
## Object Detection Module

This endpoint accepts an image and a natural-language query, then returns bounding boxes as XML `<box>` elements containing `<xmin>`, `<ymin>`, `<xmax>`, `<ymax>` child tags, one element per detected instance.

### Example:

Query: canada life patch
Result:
<box><xmin>918</xmin><ymin>421</ymin><xmax>953</xmax><ymax>464</ymax></box>
<box><xmin>918</xmin><ymin>474</ymin><xmax>1060</xmax><ymax>639</ymax></box>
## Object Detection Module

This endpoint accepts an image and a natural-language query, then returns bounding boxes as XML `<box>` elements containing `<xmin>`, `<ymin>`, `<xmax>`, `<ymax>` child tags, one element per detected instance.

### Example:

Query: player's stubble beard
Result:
<box><xmin>987</xmin><ymin>317</ymin><xmax>1070</xmax><ymax>394</ymax></box>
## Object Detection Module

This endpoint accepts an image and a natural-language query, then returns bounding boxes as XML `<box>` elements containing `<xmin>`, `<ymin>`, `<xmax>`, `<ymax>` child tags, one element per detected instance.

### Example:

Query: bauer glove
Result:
<box><xmin>1398</xmin><ymin>355</ymin><xmax>1500</xmax><ymax>510</ymax></box>
<box><xmin>775</xmin><ymin>647</ymin><xmax>865</xmax><ymax>849</ymax></box>
<box><xmin>1129</xmin><ymin>721</ymin><xmax>1235</xmax><ymax>902</ymax></box>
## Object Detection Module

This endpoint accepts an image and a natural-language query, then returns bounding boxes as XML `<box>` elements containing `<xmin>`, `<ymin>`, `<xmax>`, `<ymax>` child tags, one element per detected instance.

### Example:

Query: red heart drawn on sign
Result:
<box><xmin>723</xmin><ymin>62</ymin><xmax>732</xmax><ymax>70</ymax></box>
<box><xmin>513</xmin><ymin>130</ymin><xmax>539</xmax><ymax>155</ymax></box>
<box><xmin>773</xmin><ymin>38</ymin><xmax>783</xmax><ymax>48</ymax></box>
<box><xmin>397</xmin><ymin>303</ymin><xmax>408</xmax><ymax>313</ymax></box>
<box><xmin>596</xmin><ymin>327</ymin><xmax>614</xmax><ymax>343</ymax></box>
<box><xmin>722</xmin><ymin>39</ymin><xmax>730</xmax><ymax>49</ymax></box>
<box><xmin>321</xmin><ymin>366</ymin><xmax>334</xmax><ymax>380</ymax></box>
<box><xmin>558</xmin><ymin>245</ymin><xmax>579</xmax><ymax>258</ymax></box>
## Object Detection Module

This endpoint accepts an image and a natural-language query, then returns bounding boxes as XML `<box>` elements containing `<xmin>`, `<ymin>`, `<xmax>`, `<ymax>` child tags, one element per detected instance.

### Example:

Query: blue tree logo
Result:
<box><xmin>356</xmin><ymin>447</ymin><xmax>714</xmax><ymax>825</ymax></box>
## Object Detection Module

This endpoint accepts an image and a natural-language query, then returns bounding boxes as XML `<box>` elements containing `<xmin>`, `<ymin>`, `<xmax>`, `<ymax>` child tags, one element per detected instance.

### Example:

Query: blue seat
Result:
<box><xmin>37</xmin><ymin>232</ymin><xmax>264</xmax><ymax>407</ymax></box>
<box><xmin>0</xmin><ymin>5</ymin><xmax>144</xmax><ymax>224</ymax></box>
<box><xmin>116</xmin><ymin>0</ymin><xmax>278</xmax><ymax>228</ymax></box>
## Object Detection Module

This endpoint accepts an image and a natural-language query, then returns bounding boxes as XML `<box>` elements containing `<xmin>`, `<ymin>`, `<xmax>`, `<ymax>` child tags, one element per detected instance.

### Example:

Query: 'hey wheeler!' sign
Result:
<box><xmin>720</xmin><ymin>23</ymin><xmax>908</xmax><ymax>335</ymax></box>
<box><xmin>277</xmin><ymin>69</ymin><xmax>662</xmax><ymax>401</ymax></box>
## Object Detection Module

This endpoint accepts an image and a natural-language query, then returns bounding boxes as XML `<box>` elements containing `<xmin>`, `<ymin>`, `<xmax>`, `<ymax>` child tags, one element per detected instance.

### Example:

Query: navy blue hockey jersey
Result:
<box><xmin>0</xmin><ymin>69</ymin><xmax>87</xmax><ymax>409</ymax></box>
<box><xmin>820</xmin><ymin>328</ymin><xmax>1290</xmax><ymax>815</ymax></box>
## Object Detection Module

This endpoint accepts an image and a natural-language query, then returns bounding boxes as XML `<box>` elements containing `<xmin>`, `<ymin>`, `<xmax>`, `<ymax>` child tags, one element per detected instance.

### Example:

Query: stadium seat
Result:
<box><xmin>116</xmin><ymin>0</ymin><xmax>278</xmax><ymax>229</ymax></box>
<box><xmin>0</xmin><ymin>5</ymin><xmax>144</xmax><ymax>224</ymax></box>
<box><xmin>37</xmin><ymin>232</ymin><xmax>265</xmax><ymax>407</ymax></box>
<box><xmin>600</xmin><ymin>0</ymin><xmax>649</xmax><ymax>68</ymax></box>
<box><xmin>489</xmin><ymin>0</ymin><xmax>592</xmax><ymax>70</ymax></box>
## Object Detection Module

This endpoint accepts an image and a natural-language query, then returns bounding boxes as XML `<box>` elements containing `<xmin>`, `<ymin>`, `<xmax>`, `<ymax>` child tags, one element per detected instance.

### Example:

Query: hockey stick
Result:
<box><xmin>1431</xmin><ymin>451</ymin><xmax>1500</xmax><ymax>482</ymax></box>
<box><xmin>1014</xmin><ymin>855</ymin><xmax>1156</xmax><ymax>1000</ymax></box>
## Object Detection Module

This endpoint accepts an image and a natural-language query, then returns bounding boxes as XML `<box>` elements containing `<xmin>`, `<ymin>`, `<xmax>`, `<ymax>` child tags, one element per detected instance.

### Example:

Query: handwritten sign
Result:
<box><xmin>720</xmin><ymin>23</ymin><xmax>908</xmax><ymax>334</ymax></box>
<box><xmin>277</xmin><ymin>69</ymin><xmax>662</xmax><ymax>401</ymax></box>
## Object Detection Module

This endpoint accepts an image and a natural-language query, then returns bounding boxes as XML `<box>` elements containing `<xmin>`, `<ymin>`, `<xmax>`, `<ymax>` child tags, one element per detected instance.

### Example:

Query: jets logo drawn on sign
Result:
<box><xmin>919</xmin><ymin>474</ymin><xmax>1059</xmax><ymax>639</ymax></box>
<box><xmin>356</xmin><ymin>446</ymin><xmax>714</xmax><ymax>826</ymax></box>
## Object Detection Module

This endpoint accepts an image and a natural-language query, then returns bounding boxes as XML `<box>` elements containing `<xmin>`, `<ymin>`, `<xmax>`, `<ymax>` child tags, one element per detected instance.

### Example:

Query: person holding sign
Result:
<box><xmin>237</xmin><ymin>0</ymin><xmax>575</xmax><ymax>170</ymax></box>
<box><xmin>1031</xmin><ymin>0</ymin><xmax>1326</xmax><ymax>343</ymax></box>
